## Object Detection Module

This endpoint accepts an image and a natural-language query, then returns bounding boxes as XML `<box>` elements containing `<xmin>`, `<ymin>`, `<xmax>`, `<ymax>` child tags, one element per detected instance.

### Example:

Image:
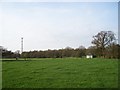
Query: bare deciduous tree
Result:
<box><xmin>92</xmin><ymin>31</ymin><xmax>116</xmax><ymax>57</ymax></box>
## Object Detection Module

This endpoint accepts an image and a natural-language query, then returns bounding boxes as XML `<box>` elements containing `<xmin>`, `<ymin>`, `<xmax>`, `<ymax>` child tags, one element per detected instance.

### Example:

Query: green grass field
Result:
<box><xmin>2</xmin><ymin>58</ymin><xmax>118</xmax><ymax>88</ymax></box>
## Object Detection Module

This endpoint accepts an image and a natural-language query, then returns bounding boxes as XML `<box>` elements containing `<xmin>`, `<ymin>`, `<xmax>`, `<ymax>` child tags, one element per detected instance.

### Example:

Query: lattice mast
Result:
<box><xmin>21</xmin><ymin>37</ymin><xmax>23</xmax><ymax>54</ymax></box>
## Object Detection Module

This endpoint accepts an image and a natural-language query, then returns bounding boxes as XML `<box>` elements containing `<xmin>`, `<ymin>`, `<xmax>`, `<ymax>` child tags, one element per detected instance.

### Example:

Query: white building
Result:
<box><xmin>86</xmin><ymin>55</ymin><xmax>93</xmax><ymax>58</ymax></box>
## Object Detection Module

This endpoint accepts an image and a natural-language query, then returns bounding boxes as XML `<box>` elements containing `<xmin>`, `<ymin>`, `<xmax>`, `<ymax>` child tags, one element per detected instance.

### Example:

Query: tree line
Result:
<box><xmin>1</xmin><ymin>31</ymin><xmax>120</xmax><ymax>59</ymax></box>
<box><xmin>0</xmin><ymin>46</ymin><xmax>20</xmax><ymax>58</ymax></box>
<box><xmin>21</xmin><ymin>43</ymin><xmax>120</xmax><ymax>59</ymax></box>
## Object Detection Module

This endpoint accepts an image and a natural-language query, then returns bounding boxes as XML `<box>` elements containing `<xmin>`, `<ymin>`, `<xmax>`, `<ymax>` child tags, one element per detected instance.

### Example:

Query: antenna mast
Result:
<box><xmin>21</xmin><ymin>37</ymin><xmax>23</xmax><ymax>54</ymax></box>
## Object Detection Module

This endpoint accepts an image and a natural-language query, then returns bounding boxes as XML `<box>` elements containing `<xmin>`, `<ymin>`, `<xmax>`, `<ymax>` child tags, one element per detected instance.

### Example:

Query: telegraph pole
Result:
<box><xmin>21</xmin><ymin>37</ymin><xmax>23</xmax><ymax>54</ymax></box>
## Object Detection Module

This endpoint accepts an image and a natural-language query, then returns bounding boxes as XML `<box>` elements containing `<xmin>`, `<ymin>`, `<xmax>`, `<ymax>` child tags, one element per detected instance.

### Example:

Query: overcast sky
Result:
<box><xmin>0</xmin><ymin>1</ymin><xmax>118</xmax><ymax>52</ymax></box>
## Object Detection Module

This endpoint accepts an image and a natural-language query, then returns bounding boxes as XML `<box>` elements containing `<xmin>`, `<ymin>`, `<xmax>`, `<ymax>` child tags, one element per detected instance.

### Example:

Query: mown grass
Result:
<box><xmin>2</xmin><ymin>58</ymin><xmax>118</xmax><ymax>88</ymax></box>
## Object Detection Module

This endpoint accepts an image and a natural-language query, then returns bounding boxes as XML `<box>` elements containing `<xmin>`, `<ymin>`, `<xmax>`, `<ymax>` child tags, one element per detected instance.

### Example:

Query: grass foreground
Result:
<box><xmin>2</xmin><ymin>58</ymin><xmax>118</xmax><ymax>88</ymax></box>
